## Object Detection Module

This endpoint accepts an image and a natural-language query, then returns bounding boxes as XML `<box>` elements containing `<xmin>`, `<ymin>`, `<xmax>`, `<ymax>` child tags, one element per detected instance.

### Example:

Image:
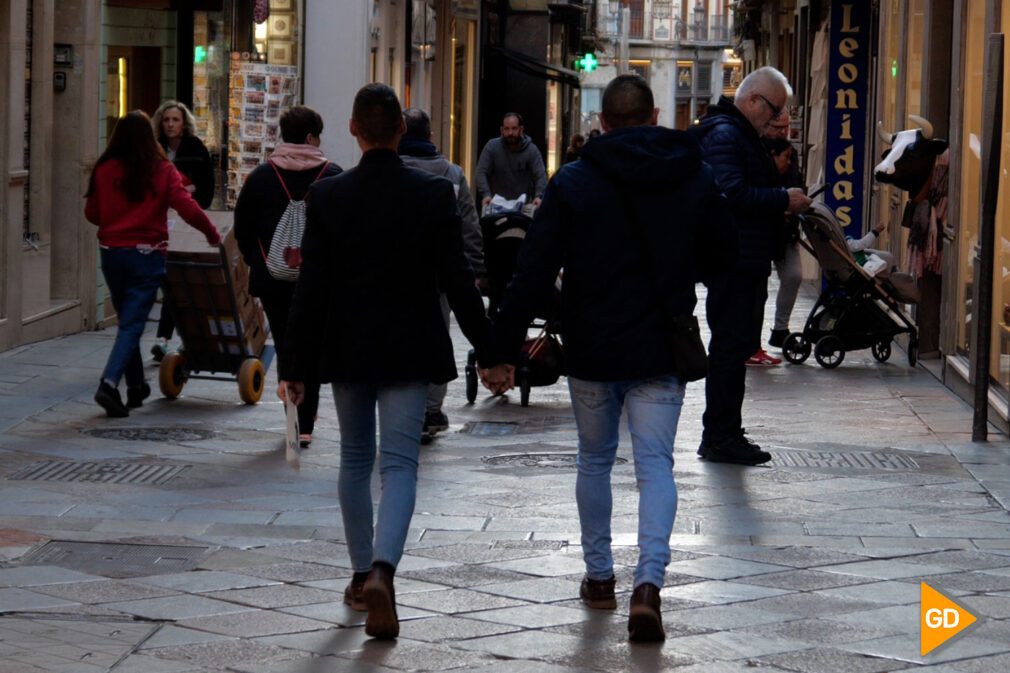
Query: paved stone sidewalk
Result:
<box><xmin>1</xmin><ymin>283</ymin><xmax>1010</xmax><ymax>672</ymax></box>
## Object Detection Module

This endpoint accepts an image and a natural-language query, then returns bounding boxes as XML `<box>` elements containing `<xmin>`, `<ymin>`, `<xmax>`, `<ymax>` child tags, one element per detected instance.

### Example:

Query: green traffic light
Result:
<box><xmin>576</xmin><ymin>53</ymin><xmax>598</xmax><ymax>72</ymax></box>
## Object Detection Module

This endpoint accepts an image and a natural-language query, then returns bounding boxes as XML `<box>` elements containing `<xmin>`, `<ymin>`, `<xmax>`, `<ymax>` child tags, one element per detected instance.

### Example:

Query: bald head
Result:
<box><xmin>600</xmin><ymin>74</ymin><xmax>657</xmax><ymax>130</ymax></box>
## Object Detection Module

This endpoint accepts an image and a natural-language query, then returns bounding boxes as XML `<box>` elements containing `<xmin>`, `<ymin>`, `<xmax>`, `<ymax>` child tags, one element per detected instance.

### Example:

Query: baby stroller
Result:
<box><xmin>782</xmin><ymin>202</ymin><xmax>920</xmax><ymax>369</ymax></box>
<box><xmin>464</xmin><ymin>207</ymin><xmax>565</xmax><ymax>406</ymax></box>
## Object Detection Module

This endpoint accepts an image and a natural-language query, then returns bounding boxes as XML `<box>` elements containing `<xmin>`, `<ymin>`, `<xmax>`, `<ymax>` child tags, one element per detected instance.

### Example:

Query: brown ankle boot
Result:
<box><xmin>628</xmin><ymin>583</ymin><xmax>664</xmax><ymax>642</ymax></box>
<box><xmin>363</xmin><ymin>562</ymin><xmax>399</xmax><ymax>639</ymax></box>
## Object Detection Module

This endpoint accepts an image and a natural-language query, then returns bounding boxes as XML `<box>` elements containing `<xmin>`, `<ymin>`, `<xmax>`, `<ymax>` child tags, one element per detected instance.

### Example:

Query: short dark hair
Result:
<box><xmin>601</xmin><ymin>75</ymin><xmax>654</xmax><ymax>129</ymax></box>
<box><xmin>352</xmin><ymin>83</ymin><xmax>403</xmax><ymax>143</ymax></box>
<box><xmin>403</xmin><ymin>107</ymin><xmax>431</xmax><ymax>141</ymax></box>
<box><xmin>502</xmin><ymin>112</ymin><xmax>523</xmax><ymax>126</ymax></box>
<box><xmin>280</xmin><ymin>105</ymin><xmax>324</xmax><ymax>144</ymax></box>
<box><xmin>767</xmin><ymin>137</ymin><xmax>793</xmax><ymax>156</ymax></box>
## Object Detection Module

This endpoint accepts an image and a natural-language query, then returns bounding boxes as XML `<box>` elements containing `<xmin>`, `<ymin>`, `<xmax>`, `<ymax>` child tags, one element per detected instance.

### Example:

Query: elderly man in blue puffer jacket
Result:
<box><xmin>690</xmin><ymin>66</ymin><xmax>811</xmax><ymax>466</ymax></box>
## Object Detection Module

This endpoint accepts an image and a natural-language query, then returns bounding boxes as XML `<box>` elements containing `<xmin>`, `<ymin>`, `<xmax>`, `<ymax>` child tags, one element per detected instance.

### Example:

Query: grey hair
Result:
<box><xmin>736</xmin><ymin>66</ymin><xmax>793</xmax><ymax>101</ymax></box>
<box><xmin>152</xmin><ymin>100</ymin><xmax>197</xmax><ymax>138</ymax></box>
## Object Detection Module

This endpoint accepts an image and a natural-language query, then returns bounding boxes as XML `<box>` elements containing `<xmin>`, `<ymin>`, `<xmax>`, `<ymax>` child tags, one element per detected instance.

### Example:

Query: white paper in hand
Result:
<box><xmin>285</xmin><ymin>396</ymin><xmax>301</xmax><ymax>469</ymax></box>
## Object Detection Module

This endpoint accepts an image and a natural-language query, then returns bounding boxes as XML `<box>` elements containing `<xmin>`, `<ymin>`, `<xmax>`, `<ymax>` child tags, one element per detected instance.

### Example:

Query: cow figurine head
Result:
<box><xmin>874</xmin><ymin>115</ymin><xmax>948</xmax><ymax>196</ymax></box>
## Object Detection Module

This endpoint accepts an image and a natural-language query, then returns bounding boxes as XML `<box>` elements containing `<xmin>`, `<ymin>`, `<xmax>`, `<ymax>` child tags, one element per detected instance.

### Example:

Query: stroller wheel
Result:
<box><xmin>782</xmin><ymin>332</ymin><xmax>811</xmax><ymax>364</ymax></box>
<box><xmin>465</xmin><ymin>365</ymin><xmax>478</xmax><ymax>403</ymax></box>
<box><xmin>871</xmin><ymin>340</ymin><xmax>892</xmax><ymax>363</ymax></box>
<box><xmin>814</xmin><ymin>335</ymin><xmax>845</xmax><ymax>369</ymax></box>
<box><xmin>518</xmin><ymin>367</ymin><xmax>531</xmax><ymax>407</ymax></box>
<box><xmin>907</xmin><ymin>339</ymin><xmax>918</xmax><ymax>367</ymax></box>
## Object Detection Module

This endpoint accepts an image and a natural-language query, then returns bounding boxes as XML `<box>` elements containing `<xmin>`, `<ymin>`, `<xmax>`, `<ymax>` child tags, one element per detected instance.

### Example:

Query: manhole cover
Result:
<box><xmin>770</xmin><ymin>450</ymin><xmax>919</xmax><ymax>470</ymax></box>
<box><xmin>84</xmin><ymin>427</ymin><xmax>216</xmax><ymax>442</ymax></box>
<box><xmin>461</xmin><ymin>422</ymin><xmax>519</xmax><ymax>436</ymax></box>
<box><xmin>8</xmin><ymin>461</ymin><xmax>189</xmax><ymax>485</ymax></box>
<box><xmin>461</xmin><ymin>417</ymin><xmax>577</xmax><ymax>436</ymax></box>
<box><xmin>482</xmin><ymin>452</ymin><xmax>628</xmax><ymax>468</ymax></box>
<box><xmin>19</xmin><ymin>541</ymin><xmax>209</xmax><ymax>578</ymax></box>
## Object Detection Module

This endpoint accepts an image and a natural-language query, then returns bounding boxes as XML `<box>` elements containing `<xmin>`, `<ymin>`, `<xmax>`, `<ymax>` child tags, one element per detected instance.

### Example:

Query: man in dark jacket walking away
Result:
<box><xmin>690</xmin><ymin>66</ymin><xmax>811</xmax><ymax>466</ymax></box>
<box><xmin>281</xmin><ymin>84</ymin><xmax>503</xmax><ymax>641</ymax></box>
<box><xmin>234</xmin><ymin>106</ymin><xmax>341</xmax><ymax>448</ymax></box>
<box><xmin>488</xmin><ymin>75</ymin><xmax>734</xmax><ymax>642</ymax></box>
<box><xmin>475</xmin><ymin>113</ymin><xmax>548</xmax><ymax>208</ymax></box>
<box><xmin>399</xmin><ymin>108</ymin><xmax>486</xmax><ymax>442</ymax></box>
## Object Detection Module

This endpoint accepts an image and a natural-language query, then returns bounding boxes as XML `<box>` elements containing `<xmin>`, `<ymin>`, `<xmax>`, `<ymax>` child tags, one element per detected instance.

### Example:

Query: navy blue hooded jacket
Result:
<box><xmin>492</xmin><ymin>125</ymin><xmax>735</xmax><ymax>382</ymax></box>
<box><xmin>690</xmin><ymin>96</ymin><xmax>790</xmax><ymax>274</ymax></box>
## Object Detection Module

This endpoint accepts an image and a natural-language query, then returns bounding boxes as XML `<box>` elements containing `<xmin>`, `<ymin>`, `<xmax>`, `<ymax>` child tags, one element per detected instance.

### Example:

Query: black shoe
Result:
<box><xmin>95</xmin><ymin>382</ymin><xmax>129</xmax><ymax>418</ymax></box>
<box><xmin>698</xmin><ymin>432</ymin><xmax>771</xmax><ymax>465</ymax></box>
<box><xmin>423</xmin><ymin>411</ymin><xmax>449</xmax><ymax>434</ymax></box>
<box><xmin>580</xmin><ymin>575</ymin><xmax>617</xmax><ymax>609</ymax></box>
<box><xmin>769</xmin><ymin>329</ymin><xmax>788</xmax><ymax>348</ymax></box>
<box><xmin>421</xmin><ymin>411</ymin><xmax>449</xmax><ymax>444</ymax></box>
<box><xmin>628</xmin><ymin>583</ymin><xmax>664</xmax><ymax>642</ymax></box>
<box><xmin>126</xmin><ymin>382</ymin><xmax>151</xmax><ymax>408</ymax></box>
<box><xmin>150</xmin><ymin>341</ymin><xmax>168</xmax><ymax>362</ymax></box>
<box><xmin>363</xmin><ymin>562</ymin><xmax>399</xmax><ymax>639</ymax></box>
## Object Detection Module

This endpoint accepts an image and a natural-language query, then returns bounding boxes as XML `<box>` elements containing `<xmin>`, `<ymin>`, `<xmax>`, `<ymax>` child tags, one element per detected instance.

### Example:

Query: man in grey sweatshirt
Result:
<box><xmin>399</xmin><ymin>108</ymin><xmax>486</xmax><ymax>442</ymax></box>
<box><xmin>475</xmin><ymin>113</ymin><xmax>548</xmax><ymax>208</ymax></box>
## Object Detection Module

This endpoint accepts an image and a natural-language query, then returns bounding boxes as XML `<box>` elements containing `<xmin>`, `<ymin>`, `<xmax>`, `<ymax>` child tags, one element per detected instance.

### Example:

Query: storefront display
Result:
<box><xmin>226</xmin><ymin>58</ymin><xmax>299</xmax><ymax>207</ymax></box>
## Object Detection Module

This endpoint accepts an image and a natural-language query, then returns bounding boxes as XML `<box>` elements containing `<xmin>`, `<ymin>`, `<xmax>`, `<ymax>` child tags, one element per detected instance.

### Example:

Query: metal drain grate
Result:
<box><xmin>8</xmin><ymin>461</ymin><xmax>189</xmax><ymax>485</ymax></box>
<box><xmin>461</xmin><ymin>417</ymin><xmax>577</xmax><ymax>436</ymax></box>
<box><xmin>84</xmin><ymin>427</ymin><xmax>216</xmax><ymax>442</ymax></box>
<box><xmin>462</xmin><ymin>421</ymin><xmax>519</xmax><ymax>436</ymax></box>
<box><xmin>19</xmin><ymin>541</ymin><xmax>209</xmax><ymax>578</ymax></box>
<box><xmin>483</xmin><ymin>452</ymin><xmax>628</xmax><ymax>468</ymax></box>
<box><xmin>770</xmin><ymin>451</ymin><xmax>919</xmax><ymax>470</ymax></box>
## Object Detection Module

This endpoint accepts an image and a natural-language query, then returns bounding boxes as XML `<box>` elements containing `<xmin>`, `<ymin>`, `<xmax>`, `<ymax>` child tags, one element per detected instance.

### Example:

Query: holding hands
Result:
<box><xmin>479</xmin><ymin>364</ymin><xmax>515</xmax><ymax>395</ymax></box>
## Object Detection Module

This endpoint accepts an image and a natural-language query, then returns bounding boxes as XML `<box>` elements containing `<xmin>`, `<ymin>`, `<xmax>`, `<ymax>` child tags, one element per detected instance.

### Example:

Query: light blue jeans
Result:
<box><xmin>333</xmin><ymin>382</ymin><xmax>428</xmax><ymax>573</ymax></box>
<box><xmin>568</xmin><ymin>375</ymin><xmax>685</xmax><ymax>589</ymax></box>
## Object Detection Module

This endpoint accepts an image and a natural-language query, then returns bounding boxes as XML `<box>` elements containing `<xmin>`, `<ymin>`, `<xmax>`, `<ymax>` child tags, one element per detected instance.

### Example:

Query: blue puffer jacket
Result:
<box><xmin>690</xmin><ymin>96</ymin><xmax>790</xmax><ymax>275</ymax></box>
<box><xmin>492</xmin><ymin>125</ymin><xmax>735</xmax><ymax>382</ymax></box>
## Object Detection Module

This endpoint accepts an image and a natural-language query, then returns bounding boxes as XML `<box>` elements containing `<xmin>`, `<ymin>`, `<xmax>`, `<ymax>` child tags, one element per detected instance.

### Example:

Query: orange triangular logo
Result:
<box><xmin>921</xmin><ymin>582</ymin><xmax>977</xmax><ymax>655</ymax></box>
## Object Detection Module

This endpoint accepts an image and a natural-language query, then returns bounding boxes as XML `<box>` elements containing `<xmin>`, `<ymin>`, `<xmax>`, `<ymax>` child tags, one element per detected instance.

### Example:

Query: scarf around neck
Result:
<box><xmin>268</xmin><ymin>142</ymin><xmax>329</xmax><ymax>171</ymax></box>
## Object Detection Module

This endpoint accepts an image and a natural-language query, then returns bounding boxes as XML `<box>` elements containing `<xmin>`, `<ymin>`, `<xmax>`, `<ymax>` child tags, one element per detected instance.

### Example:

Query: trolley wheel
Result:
<box><xmin>814</xmin><ymin>335</ymin><xmax>845</xmax><ymax>369</ymax></box>
<box><xmin>465</xmin><ymin>350</ymin><xmax>478</xmax><ymax>403</ymax></box>
<box><xmin>238</xmin><ymin>358</ymin><xmax>265</xmax><ymax>404</ymax></box>
<box><xmin>159</xmin><ymin>352</ymin><xmax>187</xmax><ymax>399</ymax></box>
<box><xmin>782</xmin><ymin>332</ymin><xmax>811</xmax><ymax>364</ymax></box>
<box><xmin>907</xmin><ymin>339</ymin><xmax>919</xmax><ymax>367</ymax></box>
<box><xmin>871</xmin><ymin>339</ymin><xmax>892</xmax><ymax>363</ymax></box>
<box><xmin>518</xmin><ymin>367</ymin><xmax>531</xmax><ymax>407</ymax></box>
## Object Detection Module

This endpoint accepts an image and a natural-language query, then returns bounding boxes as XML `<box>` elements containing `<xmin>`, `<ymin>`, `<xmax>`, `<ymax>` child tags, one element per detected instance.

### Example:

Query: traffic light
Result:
<box><xmin>575</xmin><ymin>53</ymin><xmax>598</xmax><ymax>73</ymax></box>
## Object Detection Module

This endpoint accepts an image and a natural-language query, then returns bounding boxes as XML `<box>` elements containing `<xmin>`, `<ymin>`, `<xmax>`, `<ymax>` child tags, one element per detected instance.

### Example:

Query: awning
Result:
<box><xmin>489</xmin><ymin>46</ymin><xmax>581</xmax><ymax>87</ymax></box>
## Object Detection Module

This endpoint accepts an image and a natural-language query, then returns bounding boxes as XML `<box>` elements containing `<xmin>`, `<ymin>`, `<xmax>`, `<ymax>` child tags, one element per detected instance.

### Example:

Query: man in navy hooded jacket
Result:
<box><xmin>488</xmin><ymin>75</ymin><xmax>734</xmax><ymax>642</ymax></box>
<box><xmin>690</xmin><ymin>66</ymin><xmax>811</xmax><ymax>466</ymax></box>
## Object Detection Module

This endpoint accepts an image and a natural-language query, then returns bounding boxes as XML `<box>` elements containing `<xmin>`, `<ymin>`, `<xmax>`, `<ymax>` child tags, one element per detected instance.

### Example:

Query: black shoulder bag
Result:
<box><xmin>619</xmin><ymin>188</ymin><xmax>709</xmax><ymax>382</ymax></box>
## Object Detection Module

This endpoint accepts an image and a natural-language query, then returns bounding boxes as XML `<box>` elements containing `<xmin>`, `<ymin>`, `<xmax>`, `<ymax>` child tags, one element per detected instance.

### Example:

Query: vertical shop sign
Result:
<box><xmin>825</xmin><ymin>2</ymin><xmax>870</xmax><ymax>236</ymax></box>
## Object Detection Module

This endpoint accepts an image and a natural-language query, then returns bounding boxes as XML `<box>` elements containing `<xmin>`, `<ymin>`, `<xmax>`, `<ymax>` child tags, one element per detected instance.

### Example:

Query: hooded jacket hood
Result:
<box><xmin>579</xmin><ymin>125</ymin><xmax>702</xmax><ymax>189</ymax></box>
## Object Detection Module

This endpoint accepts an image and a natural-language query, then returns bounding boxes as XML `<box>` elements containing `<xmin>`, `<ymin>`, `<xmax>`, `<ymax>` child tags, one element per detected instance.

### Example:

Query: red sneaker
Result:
<box><xmin>746</xmin><ymin>349</ymin><xmax>782</xmax><ymax>366</ymax></box>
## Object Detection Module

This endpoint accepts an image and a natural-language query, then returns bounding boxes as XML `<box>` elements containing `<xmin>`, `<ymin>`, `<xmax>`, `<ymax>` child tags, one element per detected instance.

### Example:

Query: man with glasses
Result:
<box><xmin>690</xmin><ymin>66</ymin><xmax>811</xmax><ymax>465</ymax></box>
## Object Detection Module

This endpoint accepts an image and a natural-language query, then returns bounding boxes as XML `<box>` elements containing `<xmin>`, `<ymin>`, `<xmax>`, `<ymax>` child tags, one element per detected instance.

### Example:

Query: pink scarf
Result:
<box><xmin>268</xmin><ymin>143</ymin><xmax>329</xmax><ymax>171</ymax></box>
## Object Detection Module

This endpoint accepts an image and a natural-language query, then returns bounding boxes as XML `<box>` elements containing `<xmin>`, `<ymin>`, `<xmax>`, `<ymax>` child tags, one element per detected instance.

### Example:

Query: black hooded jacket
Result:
<box><xmin>492</xmin><ymin>125</ymin><xmax>735</xmax><ymax>382</ymax></box>
<box><xmin>690</xmin><ymin>96</ymin><xmax>790</xmax><ymax>274</ymax></box>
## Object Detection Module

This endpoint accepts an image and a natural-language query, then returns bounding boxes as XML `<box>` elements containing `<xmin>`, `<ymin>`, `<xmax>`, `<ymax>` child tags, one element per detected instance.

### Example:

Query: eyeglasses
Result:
<box><xmin>757</xmin><ymin>94</ymin><xmax>784</xmax><ymax>120</ymax></box>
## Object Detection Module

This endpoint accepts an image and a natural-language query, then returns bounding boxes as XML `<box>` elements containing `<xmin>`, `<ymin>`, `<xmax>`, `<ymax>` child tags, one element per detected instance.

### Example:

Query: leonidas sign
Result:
<box><xmin>825</xmin><ymin>2</ymin><xmax>871</xmax><ymax>237</ymax></box>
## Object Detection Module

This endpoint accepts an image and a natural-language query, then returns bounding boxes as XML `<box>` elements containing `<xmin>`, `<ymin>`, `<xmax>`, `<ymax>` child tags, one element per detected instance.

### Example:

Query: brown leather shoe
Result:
<box><xmin>628</xmin><ymin>583</ymin><xmax>664</xmax><ymax>642</ymax></box>
<box><xmin>343</xmin><ymin>577</ymin><xmax>366</xmax><ymax>612</ymax></box>
<box><xmin>579</xmin><ymin>575</ymin><xmax>617</xmax><ymax>609</ymax></box>
<box><xmin>363</xmin><ymin>562</ymin><xmax>399</xmax><ymax>639</ymax></box>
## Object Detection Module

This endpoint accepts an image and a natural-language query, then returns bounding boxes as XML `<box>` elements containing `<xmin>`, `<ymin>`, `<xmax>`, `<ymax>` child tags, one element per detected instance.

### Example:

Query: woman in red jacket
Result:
<box><xmin>85</xmin><ymin>111</ymin><xmax>221</xmax><ymax>417</ymax></box>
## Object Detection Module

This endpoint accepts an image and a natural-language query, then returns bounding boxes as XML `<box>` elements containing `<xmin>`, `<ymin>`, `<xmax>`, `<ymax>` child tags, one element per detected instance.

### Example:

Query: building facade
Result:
<box><xmin>578</xmin><ymin>1</ymin><xmax>737</xmax><ymax>132</ymax></box>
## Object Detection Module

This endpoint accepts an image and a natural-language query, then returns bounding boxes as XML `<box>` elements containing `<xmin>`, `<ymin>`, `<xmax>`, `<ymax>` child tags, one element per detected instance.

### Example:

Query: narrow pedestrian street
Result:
<box><xmin>1</xmin><ymin>284</ymin><xmax>1010</xmax><ymax>673</ymax></box>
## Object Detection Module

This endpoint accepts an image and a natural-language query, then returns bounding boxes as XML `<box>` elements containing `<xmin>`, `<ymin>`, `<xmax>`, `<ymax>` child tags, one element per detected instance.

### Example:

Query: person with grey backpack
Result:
<box><xmin>235</xmin><ymin>106</ymin><xmax>341</xmax><ymax>447</ymax></box>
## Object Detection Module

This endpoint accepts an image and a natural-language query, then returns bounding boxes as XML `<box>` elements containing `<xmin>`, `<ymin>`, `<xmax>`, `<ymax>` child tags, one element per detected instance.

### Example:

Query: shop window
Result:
<box><xmin>629</xmin><ymin>60</ymin><xmax>650</xmax><ymax>83</ymax></box>
<box><xmin>581</xmin><ymin>87</ymin><xmax>602</xmax><ymax>122</ymax></box>
<box><xmin>696</xmin><ymin>62</ymin><xmax>712</xmax><ymax>95</ymax></box>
